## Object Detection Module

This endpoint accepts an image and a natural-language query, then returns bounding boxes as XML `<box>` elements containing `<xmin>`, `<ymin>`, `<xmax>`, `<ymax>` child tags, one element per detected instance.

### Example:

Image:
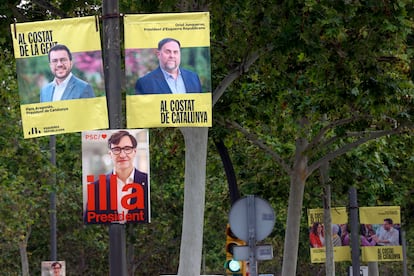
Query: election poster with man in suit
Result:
<box><xmin>11</xmin><ymin>16</ymin><xmax>108</xmax><ymax>138</ymax></box>
<box><xmin>82</xmin><ymin>129</ymin><xmax>150</xmax><ymax>225</ymax></box>
<box><xmin>124</xmin><ymin>12</ymin><xmax>212</xmax><ymax>128</ymax></box>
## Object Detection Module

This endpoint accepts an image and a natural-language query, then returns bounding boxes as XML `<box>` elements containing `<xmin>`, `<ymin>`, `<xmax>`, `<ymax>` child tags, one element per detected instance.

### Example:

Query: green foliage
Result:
<box><xmin>210</xmin><ymin>0</ymin><xmax>414</xmax><ymax>274</ymax></box>
<box><xmin>0</xmin><ymin>45</ymin><xmax>51</xmax><ymax>274</ymax></box>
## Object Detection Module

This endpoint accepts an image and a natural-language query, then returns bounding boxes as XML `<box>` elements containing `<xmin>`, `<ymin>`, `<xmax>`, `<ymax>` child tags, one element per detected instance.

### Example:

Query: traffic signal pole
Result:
<box><xmin>102</xmin><ymin>1</ymin><xmax>126</xmax><ymax>275</ymax></box>
<box><xmin>225</xmin><ymin>225</ymin><xmax>246</xmax><ymax>275</ymax></box>
<box><xmin>229</xmin><ymin>195</ymin><xmax>275</xmax><ymax>276</ymax></box>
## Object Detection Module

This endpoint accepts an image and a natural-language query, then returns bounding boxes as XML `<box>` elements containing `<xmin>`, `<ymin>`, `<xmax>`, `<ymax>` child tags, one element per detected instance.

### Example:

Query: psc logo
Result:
<box><xmin>84</xmin><ymin>133</ymin><xmax>108</xmax><ymax>140</ymax></box>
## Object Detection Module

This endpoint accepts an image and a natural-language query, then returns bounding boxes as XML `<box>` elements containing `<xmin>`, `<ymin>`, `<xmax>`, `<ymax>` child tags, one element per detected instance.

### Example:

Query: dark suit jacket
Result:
<box><xmin>135</xmin><ymin>66</ymin><xmax>202</xmax><ymax>94</ymax></box>
<box><xmin>84</xmin><ymin>169</ymin><xmax>149</xmax><ymax>224</ymax></box>
<box><xmin>40</xmin><ymin>75</ymin><xmax>95</xmax><ymax>102</ymax></box>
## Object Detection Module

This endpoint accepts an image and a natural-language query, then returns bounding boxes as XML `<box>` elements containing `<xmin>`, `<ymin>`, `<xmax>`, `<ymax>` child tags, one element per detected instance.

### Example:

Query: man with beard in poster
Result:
<box><xmin>40</xmin><ymin>44</ymin><xmax>95</xmax><ymax>102</ymax></box>
<box><xmin>135</xmin><ymin>38</ymin><xmax>202</xmax><ymax>94</ymax></box>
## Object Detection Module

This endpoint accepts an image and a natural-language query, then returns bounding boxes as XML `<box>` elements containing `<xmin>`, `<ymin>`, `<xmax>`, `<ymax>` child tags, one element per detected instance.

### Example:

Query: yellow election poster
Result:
<box><xmin>359</xmin><ymin>206</ymin><xmax>402</xmax><ymax>262</ymax></box>
<box><xmin>307</xmin><ymin>207</ymin><xmax>351</xmax><ymax>263</ymax></box>
<box><xmin>10</xmin><ymin>16</ymin><xmax>108</xmax><ymax>138</ymax></box>
<box><xmin>124</xmin><ymin>12</ymin><xmax>212</xmax><ymax>128</ymax></box>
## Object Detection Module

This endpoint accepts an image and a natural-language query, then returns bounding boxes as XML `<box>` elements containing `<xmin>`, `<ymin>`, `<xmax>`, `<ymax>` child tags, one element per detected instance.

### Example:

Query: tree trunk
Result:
<box><xmin>177</xmin><ymin>127</ymin><xmax>208</xmax><ymax>276</ymax></box>
<box><xmin>19</xmin><ymin>238</ymin><xmax>30</xmax><ymax>276</ymax></box>
<box><xmin>281</xmin><ymin>138</ymin><xmax>308</xmax><ymax>276</ymax></box>
<box><xmin>368</xmin><ymin>262</ymin><xmax>379</xmax><ymax>276</ymax></box>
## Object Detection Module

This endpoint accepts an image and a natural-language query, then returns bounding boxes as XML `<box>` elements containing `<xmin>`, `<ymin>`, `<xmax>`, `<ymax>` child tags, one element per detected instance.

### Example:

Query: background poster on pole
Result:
<box><xmin>82</xmin><ymin>129</ymin><xmax>150</xmax><ymax>225</ymax></box>
<box><xmin>10</xmin><ymin>16</ymin><xmax>108</xmax><ymax>138</ymax></box>
<box><xmin>307</xmin><ymin>207</ymin><xmax>351</xmax><ymax>263</ymax></box>
<box><xmin>124</xmin><ymin>12</ymin><xmax>212</xmax><ymax>128</ymax></box>
<box><xmin>359</xmin><ymin>206</ymin><xmax>403</xmax><ymax>262</ymax></box>
<box><xmin>41</xmin><ymin>260</ymin><xmax>65</xmax><ymax>276</ymax></box>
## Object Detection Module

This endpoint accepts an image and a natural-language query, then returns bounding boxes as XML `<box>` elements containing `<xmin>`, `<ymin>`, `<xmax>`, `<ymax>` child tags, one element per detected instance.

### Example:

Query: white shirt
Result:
<box><xmin>115</xmin><ymin>169</ymin><xmax>135</xmax><ymax>223</ymax></box>
<box><xmin>52</xmin><ymin>73</ymin><xmax>72</xmax><ymax>101</ymax></box>
<box><xmin>377</xmin><ymin>227</ymin><xmax>399</xmax><ymax>246</ymax></box>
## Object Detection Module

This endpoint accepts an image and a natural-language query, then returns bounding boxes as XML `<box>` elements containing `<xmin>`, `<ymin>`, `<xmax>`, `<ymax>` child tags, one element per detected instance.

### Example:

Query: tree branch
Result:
<box><xmin>307</xmin><ymin>127</ymin><xmax>408</xmax><ymax>178</ymax></box>
<box><xmin>31</xmin><ymin>0</ymin><xmax>68</xmax><ymax>18</ymax></box>
<box><xmin>212</xmin><ymin>46</ymin><xmax>272</xmax><ymax>106</ymax></box>
<box><xmin>9</xmin><ymin>4</ymin><xmax>29</xmax><ymax>22</ymax></box>
<box><xmin>306</xmin><ymin>114</ymin><xmax>370</xmax><ymax>152</ymax></box>
<box><xmin>224</xmin><ymin>120</ymin><xmax>292</xmax><ymax>174</ymax></box>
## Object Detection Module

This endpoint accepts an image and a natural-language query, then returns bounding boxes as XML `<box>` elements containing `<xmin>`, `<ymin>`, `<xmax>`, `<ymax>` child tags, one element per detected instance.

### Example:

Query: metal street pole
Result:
<box><xmin>102</xmin><ymin>0</ymin><xmax>125</xmax><ymax>275</ymax></box>
<box><xmin>349</xmin><ymin>187</ymin><xmax>360</xmax><ymax>276</ymax></box>
<box><xmin>247</xmin><ymin>195</ymin><xmax>257</xmax><ymax>276</ymax></box>
<box><xmin>50</xmin><ymin>135</ymin><xmax>57</xmax><ymax>261</ymax></box>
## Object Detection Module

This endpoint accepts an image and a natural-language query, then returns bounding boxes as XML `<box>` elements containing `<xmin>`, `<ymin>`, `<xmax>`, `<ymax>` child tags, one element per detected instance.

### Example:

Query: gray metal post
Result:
<box><xmin>103</xmin><ymin>0</ymin><xmax>122</xmax><ymax>126</ymax></box>
<box><xmin>349</xmin><ymin>187</ymin><xmax>359</xmax><ymax>276</ymax></box>
<box><xmin>102</xmin><ymin>0</ymin><xmax>125</xmax><ymax>275</ymax></box>
<box><xmin>109</xmin><ymin>225</ymin><xmax>127</xmax><ymax>275</ymax></box>
<box><xmin>247</xmin><ymin>195</ymin><xmax>257</xmax><ymax>276</ymax></box>
<box><xmin>50</xmin><ymin>135</ymin><xmax>57</xmax><ymax>261</ymax></box>
<box><xmin>402</xmin><ymin>230</ymin><xmax>408</xmax><ymax>276</ymax></box>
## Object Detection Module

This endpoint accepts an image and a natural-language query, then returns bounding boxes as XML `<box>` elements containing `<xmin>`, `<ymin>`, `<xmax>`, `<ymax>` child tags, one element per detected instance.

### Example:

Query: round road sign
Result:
<box><xmin>229</xmin><ymin>196</ymin><xmax>275</xmax><ymax>242</ymax></box>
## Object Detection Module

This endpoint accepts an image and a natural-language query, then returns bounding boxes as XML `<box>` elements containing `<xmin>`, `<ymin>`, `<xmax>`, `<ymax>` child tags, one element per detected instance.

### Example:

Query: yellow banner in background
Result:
<box><xmin>127</xmin><ymin>93</ymin><xmax>212</xmax><ymax>128</ymax></box>
<box><xmin>359</xmin><ymin>206</ymin><xmax>400</xmax><ymax>224</ymax></box>
<box><xmin>21</xmin><ymin>98</ymin><xmax>108</xmax><ymax>138</ymax></box>
<box><xmin>307</xmin><ymin>207</ymin><xmax>351</xmax><ymax>263</ymax></box>
<box><xmin>307</xmin><ymin>206</ymin><xmax>403</xmax><ymax>263</ymax></box>
<box><xmin>307</xmin><ymin>207</ymin><xmax>348</xmax><ymax>226</ymax></box>
<box><xmin>310</xmin><ymin>246</ymin><xmax>351</xmax><ymax>263</ymax></box>
<box><xmin>11</xmin><ymin>16</ymin><xmax>100</xmax><ymax>58</ymax></box>
<box><xmin>362</xmin><ymin>246</ymin><xmax>403</xmax><ymax>262</ymax></box>
<box><xmin>359</xmin><ymin>206</ymin><xmax>402</xmax><ymax>262</ymax></box>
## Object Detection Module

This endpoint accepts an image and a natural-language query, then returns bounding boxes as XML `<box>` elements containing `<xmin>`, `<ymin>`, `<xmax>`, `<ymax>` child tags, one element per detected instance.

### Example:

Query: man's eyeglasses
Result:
<box><xmin>110</xmin><ymin>146</ymin><xmax>135</xmax><ymax>155</ymax></box>
<box><xmin>50</xmin><ymin>58</ymin><xmax>69</xmax><ymax>65</ymax></box>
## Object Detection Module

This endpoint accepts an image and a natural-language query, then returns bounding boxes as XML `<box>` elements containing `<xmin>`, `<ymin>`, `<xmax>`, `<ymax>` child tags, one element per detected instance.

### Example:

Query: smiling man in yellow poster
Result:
<box><xmin>11</xmin><ymin>16</ymin><xmax>108</xmax><ymax>138</ymax></box>
<box><xmin>359</xmin><ymin>206</ymin><xmax>403</xmax><ymax>262</ymax></box>
<box><xmin>124</xmin><ymin>12</ymin><xmax>212</xmax><ymax>128</ymax></box>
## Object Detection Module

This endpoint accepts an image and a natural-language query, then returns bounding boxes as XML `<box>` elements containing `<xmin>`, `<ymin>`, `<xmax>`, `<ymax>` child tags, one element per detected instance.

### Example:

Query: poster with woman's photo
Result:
<box><xmin>11</xmin><ymin>16</ymin><xmax>108</xmax><ymax>138</ymax></box>
<box><xmin>307</xmin><ymin>207</ymin><xmax>351</xmax><ymax>263</ymax></box>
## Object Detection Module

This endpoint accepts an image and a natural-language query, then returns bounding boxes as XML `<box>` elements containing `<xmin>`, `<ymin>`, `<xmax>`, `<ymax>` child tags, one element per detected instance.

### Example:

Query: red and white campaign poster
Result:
<box><xmin>11</xmin><ymin>16</ymin><xmax>108</xmax><ymax>138</ymax></box>
<box><xmin>82</xmin><ymin>129</ymin><xmax>150</xmax><ymax>225</ymax></box>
